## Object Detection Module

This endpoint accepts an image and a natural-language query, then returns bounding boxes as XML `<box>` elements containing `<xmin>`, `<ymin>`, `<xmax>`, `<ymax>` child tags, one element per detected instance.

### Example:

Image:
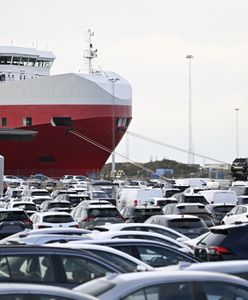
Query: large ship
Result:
<box><xmin>0</xmin><ymin>30</ymin><xmax>132</xmax><ymax>177</ymax></box>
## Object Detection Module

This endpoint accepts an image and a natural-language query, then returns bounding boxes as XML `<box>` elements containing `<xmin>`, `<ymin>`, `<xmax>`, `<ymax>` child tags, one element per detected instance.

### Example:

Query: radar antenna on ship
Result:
<box><xmin>83</xmin><ymin>29</ymin><xmax>98</xmax><ymax>74</ymax></box>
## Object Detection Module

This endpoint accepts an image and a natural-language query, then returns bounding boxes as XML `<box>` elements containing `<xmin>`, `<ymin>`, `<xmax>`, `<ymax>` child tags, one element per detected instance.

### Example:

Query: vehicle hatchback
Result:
<box><xmin>0</xmin><ymin>209</ymin><xmax>33</xmax><ymax>238</ymax></box>
<box><xmin>194</xmin><ymin>223</ymin><xmax>248</xmax><ymax>261</ymax></box>
<box><xmin>71</xmin><ymin>204</ymin><xmax>124</xmax><ymax>229</ymax></box>
<box><xmin>120</xmin><ymin>206</ymin><xmax>163</xmax><ymax>223</ymax></box>
<box><xmin>30</xmin><ymin>212</ymin><xmax>79</xmax><ymax>229</ymax></box>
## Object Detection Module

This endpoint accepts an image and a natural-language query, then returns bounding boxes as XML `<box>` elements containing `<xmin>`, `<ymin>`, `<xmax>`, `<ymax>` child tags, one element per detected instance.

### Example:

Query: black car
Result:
<box><xmin>0</xmin><ymin>245</ymin><xmax>123</xmax><ymax>288</ymax></box>
<box><xmin>0</xmin><ymin>209</ymin><xmax>33</xmax><ymax>238</ymax></box>
<box><xmin>77</xmin><ymin>239</ymin><xmax>201</xmax><ymax>268</ymax></box>
<box><xmin>231</xmin><ymin>158</ymin><xmax>248</xmax><ymax>180</ymax></box>
<box><xmin>194</xmin><ymin>223</ymin><xmax>248</xmax><ymax>261</ymax></box>
<box><xmin>120</xmin><ymin>206</ymin><xmax>164</xmax><ymax>223</ymax></box>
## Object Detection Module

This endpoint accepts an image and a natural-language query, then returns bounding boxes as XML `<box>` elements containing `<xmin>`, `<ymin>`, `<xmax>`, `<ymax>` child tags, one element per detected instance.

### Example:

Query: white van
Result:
<box><xmin>199</xmin><ymin>190</ymin><xmax>237</xmax><ymax>205</ymax></box>
<box><xmin>117</xmin><ymin>188</ymin><xmax>163</xmax><ymax>209</ymax></box>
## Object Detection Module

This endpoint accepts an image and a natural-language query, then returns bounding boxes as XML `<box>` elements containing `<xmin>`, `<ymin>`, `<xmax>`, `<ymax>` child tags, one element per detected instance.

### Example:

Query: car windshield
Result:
<box><xmin>49</xmin><ymin>203</ymin><xmax>71</xmax><ymax>208</ymax></box>
<box><xmin>134</xmin><ymin>209</ymin><xmax>163</xmax><ymax>215</ymax></box>
<box><xmin>88</xmin><ymin>208</ymin><xmax>120</xmax><ymax>218</ymax></box>
<box><xmin>213</xmin><ymin>206</ymin><xmax>234</xmax><ymax>213</ymax></box>
<box><xmin>13</xmin><ymin>204</ymin><xmax>37</xmax><ymax>211</ymax></box>
<box><xmin>0</xmin><ymin>211</ymin><xmax>28</xmax><ymax>221</ymax></box>
<box><xmin>31</xmin><ymin>191</ymin><xmax>50</xmax><ymax>196</ymax></box>
<box><xmin>184</xmin><ymin>196</ymin><xmax>208</xmax><ymax>204</ymax></box>
<box><xmin>43</xmin><ymin>215</ymin><xmax>74</xmax><ymax>223</ymax></box>
<box><xmin>169</xmin><ymin>219</ymin><xmax>205</xmax><ymax>228</ymax></box>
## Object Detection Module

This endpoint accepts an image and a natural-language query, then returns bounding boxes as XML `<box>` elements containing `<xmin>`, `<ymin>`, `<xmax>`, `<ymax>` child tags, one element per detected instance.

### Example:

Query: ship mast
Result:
<box><xmin>83</xmin><ymin>29</ymin><xmax>98</xmax><ymax>74</ymax></box>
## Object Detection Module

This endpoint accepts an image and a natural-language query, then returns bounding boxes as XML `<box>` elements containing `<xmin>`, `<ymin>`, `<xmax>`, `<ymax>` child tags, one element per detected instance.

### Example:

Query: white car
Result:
<box><xmin>30</xmin><ymin>211</ymin><xmax>79</xmax><ymax>229</ymax></box>
<box><xmin>0</xmin><ymin>227</ymin><xmax>91</xmax><ymax>244</ymax></box>
<box><xmin>164</xmin><ymin>260</ymin><xmax>248</xmax><ymax>280</ymax></box>
<box><xmin>74</xmin><ymin>270</ymin><xmax>248</xmax><ymax>300</ymax></box>
<box><xmin>1</xmin><ymin>233</ymin><xmax>92</xmax><ymax>245</ymax></box>
<box><xmin>93</xmin><ymin>222</ymin><xmax>190</xmax><ymax>243</ymax></box>
<box><xmin>85</xmin><ymin>230</ymin><xmax>193</xmax><ymax>254</ymax></box>
<box><xmin>222</xmin><ymin>204</ymin><xmax>248</xmax><ymax>225</ymax></box>
<box><xmin>0</xmin><ymin>283</ymin><xmax>97</xmax><ymax>300</ymax></box>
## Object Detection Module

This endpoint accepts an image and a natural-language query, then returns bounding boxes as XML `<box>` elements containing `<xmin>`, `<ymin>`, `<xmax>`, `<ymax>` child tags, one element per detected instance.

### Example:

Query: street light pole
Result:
<box><xmin>108</xmin><ymin>77</ymin><xmax>120</xmax><ymax>180</ymax></box>
<box><xmin>186</xmin><ymin>54</ymin><xmax>194</xmax><ymax>165</ymax></box>
<box><xmin>235</xmin><ymin>108</ymin><xmax>240</xmax><ymax>158</ymax></box>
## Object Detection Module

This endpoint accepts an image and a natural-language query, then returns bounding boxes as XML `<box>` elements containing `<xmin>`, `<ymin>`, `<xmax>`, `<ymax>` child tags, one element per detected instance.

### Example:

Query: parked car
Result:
<box><xmin>162</xmin><ymin>203</ymin><xmax>215</xmax><ymax>227</ymax></box>
<box><xmin>179</xmin><ymin>193</ymin><xmax>209</xmax><ymax>205</ymax></box>
<box><xmin>0</xmin><ymin>209</ymin><xmax>33</xmax><ymax>238</ymax></box>
<box><xmin>148</xmin><ymin>197</ymin><xmax>178</xmax><ymax>207</ymax></box>
<box><xmin>222</xmin><ymin>204</ymin><xmax>248</xmax><ymax>225</ymax></box>
<box><xmin>145</xmin><ymin>215</ymin><xmax>209</xmax><ymax>238</ymax></box>
<box><xmin>199</xmin><ymin>190</ymin><xmax>237</xmax><ymax>205</ymax></box>
<box><xmin>117</xmin><ymin>188</ymin><xmax>163</xmax><ymax>209</ymax></box>
<box><xmin>71</xmin><ymin>202</ymin><xmax>124</xmax><ymax>229</ymax></box>
<box><xmin>5</xmin><ymin>201</ymin><xmax>38</xmax><ymax>217</ymax></box>
<box><xmin>166</xmin><ymin>260</ymin><xmax>248</xmax><ymax>281</ymax></box>
<box><xmin>74</xmin><ymin>270</ymin><xmax>248</xmax><ymax>300</ymax></box>
<box><xmin>231</xmin><ymin>157</ymin><xmax>248</xmax><ymax>180</ymax></box>
<box><xmin>119</xmin><ymin>205</ymin><xmax>163</xmax><ymax>223</ymax></box>
<box><xmin>206</xmin><ymin>203</ymin><xmax>235</xmax><ymax>225</ymax></box>
<box><xmin>70</xmin><ymin>239</ymin><xmax>200</xmax><ymax>268</ymax></box>
<box><xmin>0</xmin><ymin>283</ymin><xmax>97</xmax><ymax>300</ymax></box>
<box><xmin>1</xmin><ymin>233</ymin><xmax>92</xmax><ymax>245</ymax></box>
<box><xmin>30</xmin><ymin>212</ymin><xmax>79</xmax><ymax>229</ymax></box>
<box><xmin>52</xmin><ymin>243</ymin><xmax>153</xmax><ymax>272</ymax></box>
<box><xmin>54</xmin><ymin>193</ymin><xmax>91</xmax><ymax>207</ymax></box>
<box><xmin>86</xmin><ymin>230</ymin><xmax>192</xmax><ymax>253</ymax></box>
<box><xmin>0</xmin><ymin>245</ymin><xmax>124</xmax><ymax>287</ymax></box>
<box><xmin>194</xmin><ymin>223</ymin><xmax>248</xmax><ymax>261</ymax></box>
<box><xmin>93</xmin><ymin>222</ymin><xmax>190</xmax><ymax>242</ymax></box>
<box><xmin>0</xmin><ymin>227</ymin><xmax>91</xmax><ymax>244</ymax></box>
<box><xmin>40</xmin><ymin>200</ymin><xmax>72</xmax><ymax>213</ymax></box>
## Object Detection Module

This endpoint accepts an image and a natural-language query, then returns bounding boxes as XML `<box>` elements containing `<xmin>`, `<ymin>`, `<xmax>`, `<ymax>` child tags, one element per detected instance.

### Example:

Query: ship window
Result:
<box><xmin>0</xmin><ymin>74</ymin><xmax>6</xmax><ymax>82</ymax></box>
<box><xmin>51</xmin><ymin>117</ymin><xmax>73</xmax><ymax>126</ymax></box>
<box><xmin>27</xmin><ymin>57</ymin><xmax>36</xmax><ymax>67</ymax></box>
<box><xmin>2</xmin><ymin>117</ymin><xmax>7</xmax><ymax>127</ymax></box>
<box><xmin>19</xmin><ymin>57</ymin><xmax>28</xmax><ymax>66</ymax></box>
<box><xmin>23</xmin><ymin>117</ymin><xmax>32</xmax><ymax>126</ymax></box>
<box><xmin>0</xmin><ymin>56</ymin><xmax>11</xmax><ymax>65</ymax></box>
<box><xmin>12</xmin><ymin>57</ymin><xmax>21</xmax><ymax>65</ymax></box>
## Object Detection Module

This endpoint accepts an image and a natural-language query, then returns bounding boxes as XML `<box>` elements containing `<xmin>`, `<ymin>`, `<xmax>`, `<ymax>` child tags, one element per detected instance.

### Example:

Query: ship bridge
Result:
<box><xmin>0</xmin><ymin>46</ymin><xmax>56</xmax><ymax>82</ymax></box>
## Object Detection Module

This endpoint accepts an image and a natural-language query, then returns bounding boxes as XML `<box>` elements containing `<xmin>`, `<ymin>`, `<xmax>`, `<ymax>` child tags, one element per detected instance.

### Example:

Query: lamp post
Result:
<box><xmin>235</xmin><ymin>108</ymin><xmax>240</xmax><ymax>158</ymax></box>
<box><xmin>108</xmin><ymin>77</ymin><xmax>120</xmax><ymax>180</ymax></box>
<box><xmin>186</xmin><ymin>54</ymin><xmax>194</xmax><ymax>165</ymax></box>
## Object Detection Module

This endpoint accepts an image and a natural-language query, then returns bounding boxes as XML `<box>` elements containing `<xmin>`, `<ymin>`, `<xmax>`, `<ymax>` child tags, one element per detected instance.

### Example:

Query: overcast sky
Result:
<box><xmin>1</xmin><ymin>0</ymin><xmax>248</xmax><ymax>166</ymax></box>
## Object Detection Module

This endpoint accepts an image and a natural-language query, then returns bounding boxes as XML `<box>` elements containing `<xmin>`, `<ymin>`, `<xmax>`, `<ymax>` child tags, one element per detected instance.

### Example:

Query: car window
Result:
<box><xmin>90</xmin><ymin>249</ymin><xmax>139</xmax><ymax>272</ymax></box>
<box><xmin>168</xmin><ymin>219</ymin><xmax>205</xmax><ymax>228</ymax></box>
<box><xmin>0</xmin><ymin>295</ymin><xmax>82</xmax><ymax>300</ymax></box>
<box><xmin>121</xmin><ymin>282</ymin><xmax>194</xmax><ymax>300</ymax></box>
<box><xmin>88</xmin><ymin>208</ymin><xmax>120</xmax><ymax>218</ymax></box>
<box><xmin>60</xmin><ymin>255</ymin><xmax>112</xmax><ymax>284</ymax></box>
<box><xmin>43</xmin><ymin>215</ymin><xmax>74</xmax><ymax>223</ymax></box>
<box><xmin>0</xmin><ymin>211</ymin><xmax>28</xmax><ymax>221</ymax></box>
<box><xmin>112</xmin><ymin>245</ymin><xmax>133</xmax><ymax>256</ymax></box>
<box><xmin>135</xmin><ymin>245</ymin><xmax>193</xmax><ymax>267</ymax></box>
<box><xmin>199</xmin><ymin>281</ymin><xmax>248</xmax><ymax>300</ymax></box>
<box><xmin>3</xmin><ymin>255</ymin><xmax>55</xmax><ymax>282</ymax></box>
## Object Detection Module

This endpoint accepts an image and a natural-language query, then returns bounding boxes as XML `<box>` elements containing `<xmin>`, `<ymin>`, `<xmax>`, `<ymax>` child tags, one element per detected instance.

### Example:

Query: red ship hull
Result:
<box><xmin>0</xmin><ymin>104</ymin><xmax>132</xmax><ymax>177</ymax></box>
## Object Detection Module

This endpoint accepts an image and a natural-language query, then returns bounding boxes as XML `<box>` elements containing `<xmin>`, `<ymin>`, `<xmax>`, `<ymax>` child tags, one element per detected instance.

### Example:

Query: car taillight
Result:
<box><xmin>134</xmin><ymin>199</ymin><xmax>138</xmax><ymax>206</ymax></box>
<box><xmin>207</xmin><ymin>246</ymin><xmax>230</xmax><ymax>255</ymax></box>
